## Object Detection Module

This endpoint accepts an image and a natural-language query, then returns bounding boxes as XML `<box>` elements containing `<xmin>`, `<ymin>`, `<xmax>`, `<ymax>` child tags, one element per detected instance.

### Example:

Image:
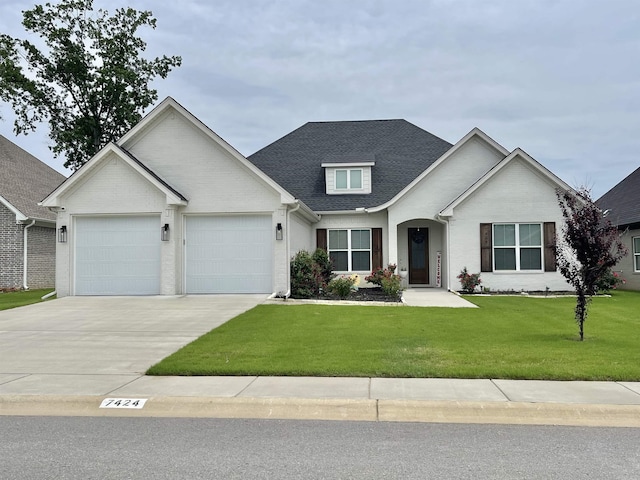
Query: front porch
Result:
<box><xmin>392</xmin><ymin>219</ymin><xmax>448</xmax><ymax>290</ymax></box>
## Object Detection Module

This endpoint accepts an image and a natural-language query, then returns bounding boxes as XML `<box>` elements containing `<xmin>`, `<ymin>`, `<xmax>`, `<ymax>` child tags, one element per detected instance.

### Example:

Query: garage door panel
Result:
<box><xmin>75</xmin><ymin>216</ymin><xmax>161</xmax><ymax>295</ymax></box>
<box><xmin>186</xmin><ymin>215</ymin><xmax>272</xmax><ymax>294</ymax></box>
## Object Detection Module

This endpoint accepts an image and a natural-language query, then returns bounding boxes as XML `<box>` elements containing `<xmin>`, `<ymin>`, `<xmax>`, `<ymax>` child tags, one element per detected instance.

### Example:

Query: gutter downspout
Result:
<box><xmin>22</xmin><ymin>219</ymin><xmax>36</xmax><ymax>290</ymax></box>
<box><xmin>284</xmin><ymin>201</ymin><xmax>302</xmax><ymax>299</ymax></box>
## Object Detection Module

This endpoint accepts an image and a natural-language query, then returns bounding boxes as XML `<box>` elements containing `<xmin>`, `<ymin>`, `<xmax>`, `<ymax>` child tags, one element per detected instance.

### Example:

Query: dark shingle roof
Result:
<box><xmin>248</xmin><ymin>120</ymin><xmax>453</xmax><ymax>211</ymax></box>
<box><xmin>0</xmin><ymin>135</ymin><xmax>66</xmax><ymax>221</ymax></box>
<box><xmin>597</xmin><ymin>166</ymin><xmax>640</xmax><ymax>228</ymax></box>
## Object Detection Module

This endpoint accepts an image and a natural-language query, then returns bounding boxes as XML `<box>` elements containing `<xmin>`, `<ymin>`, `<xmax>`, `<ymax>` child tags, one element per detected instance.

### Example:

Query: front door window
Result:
<box><xmin>408</xmin><ymin>228</ymin><xmax>429</xmax><ymax>284</ymax></box>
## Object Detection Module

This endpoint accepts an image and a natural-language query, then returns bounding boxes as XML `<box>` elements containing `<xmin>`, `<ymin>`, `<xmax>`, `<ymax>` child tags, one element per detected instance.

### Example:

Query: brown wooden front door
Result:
<box><xmin>408</xmin><ymin>228</ymin><xmax>429</xmax><ymax>284</ymax></box>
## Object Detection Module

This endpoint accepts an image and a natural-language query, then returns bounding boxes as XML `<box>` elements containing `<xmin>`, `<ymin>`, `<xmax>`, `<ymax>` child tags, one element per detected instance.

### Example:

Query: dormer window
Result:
<box><xmin>322</xmin><ymin>156</ymin><xmax>374</xmax><ymax>195</ymax></box>
<box><xmin>336</xmin><ymin>169</ymin><xmax>362</xmax><ymax>190</ymax></box>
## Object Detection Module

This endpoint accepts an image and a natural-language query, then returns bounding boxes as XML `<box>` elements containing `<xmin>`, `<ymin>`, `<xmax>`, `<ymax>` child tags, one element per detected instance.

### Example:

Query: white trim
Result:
<box><xmin>41</xmin><ymin>143</ymin><xmax>188</xmax><ymax>207</ymax></box>
<box><xmin>492</xmin><ymin>222</ymin><xmax>544</xmax><ymax>272</ymax></box>
<box><xmin>633</xmin><ymin>235</ymin><xmax>640</xmax><ymax>273</ymax></box>
<box><xmin>327</xmin><ymin>228</ymin><xmax>372</xmax><ymax>272</ymax></box>
<box><xmin>321</xmin><ymin>162</ymin><xmax>375</xmax><ymax>167</ymax></box>
<box><xmin>367</xmin><ymin>128</ymin><xmax>510</xmax><ymax>213</ymax></box>
<box><xmin>439</xmin><ymin>148</ymin><xmax>574</xmax><ymax>217</ymax></box>
<box><xmin>118</xmin><ymin>97</ymin><xmax>298</xmax><ymax>206</ymax></box>
<box><xmin>0</xmin><ymin>194</ymin><xmax>27</xmax><ymax>222</ymax></box>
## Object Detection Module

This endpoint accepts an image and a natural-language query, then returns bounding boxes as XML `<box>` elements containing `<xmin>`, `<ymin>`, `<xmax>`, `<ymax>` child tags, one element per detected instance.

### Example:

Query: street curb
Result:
<box><xmin>2</xmin><ymin>395</ymin><xmax>640</xmax><ymax>427</ymax></box>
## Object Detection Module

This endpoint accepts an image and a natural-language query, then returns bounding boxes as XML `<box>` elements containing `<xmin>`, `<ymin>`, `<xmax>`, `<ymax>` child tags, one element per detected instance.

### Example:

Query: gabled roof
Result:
<box><xmin>367</xmin><ymin>127</ymin><xmax>509</xmax><ymax>213</ymax></box>
<box><xmin>247</xmin><ymin>119</ymin><xmax>453</xmax><ymax>211</ymax></box>
<box><xmin>0</xmin><ymin>135</ymin><xmax>66</xmax><ymax>222</ymax></box>
<box><xmin>597</xmin><ymin>166</ymin><xmax>640</xmax><ymax>228</ymax></box>
<box><xmin>41</xmin><ymin>143</ymin><xmax>188</xmax><ymax>207</ymax></box>
<box><xmin>118</xmin><ymin>96</ymin><xmax>300</xmax><ymax>207</ymax></box>
<box><xmin>439</xmin><ymin>147</ymin><xmax>573</xmax><ymax>216</ymax></box>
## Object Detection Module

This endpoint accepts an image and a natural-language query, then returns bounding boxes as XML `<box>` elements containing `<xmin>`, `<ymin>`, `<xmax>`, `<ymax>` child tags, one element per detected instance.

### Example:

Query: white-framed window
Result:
<box><xmin>493</xmin><ymin>223</ymin><xmax>543</xmax><ymax>271</ymax></box>
<box><xmin>634</xmin><ymin>236</ymin><xmax>640</xmax><ymax>272</ymax></box>
<box><xmin>335</xmin><ymin>169</ymin><xmax>363</xmax><ymax>190</ymax></box>
<box><xmin>328</xmin><ymin>229</ymin><xmax>371</xmax><ymax>271</ymax></box>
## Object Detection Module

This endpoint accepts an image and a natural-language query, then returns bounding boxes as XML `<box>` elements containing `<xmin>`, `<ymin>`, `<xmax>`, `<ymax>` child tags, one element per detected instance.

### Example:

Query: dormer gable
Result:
<box><xmin>322</xmin><ymin>154</ymin><xmax>375</xmax><ymax>195</ymax></box>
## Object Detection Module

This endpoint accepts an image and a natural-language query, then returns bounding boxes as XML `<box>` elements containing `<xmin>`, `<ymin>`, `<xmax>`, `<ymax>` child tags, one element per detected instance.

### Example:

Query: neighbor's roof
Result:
<box><xmin>0</xmin><ymin>135</ymin><xmax>66</xmax><ymax>221</ymax></box>
<box><xmin>248</xmin><ymin>120</ymin><xmax>453</xmax><ymax>211</ymax></box>
<box><xmin>597</xmin><ymin>166</ymin><xmax>640</xmax><ymax>228</ymax></box>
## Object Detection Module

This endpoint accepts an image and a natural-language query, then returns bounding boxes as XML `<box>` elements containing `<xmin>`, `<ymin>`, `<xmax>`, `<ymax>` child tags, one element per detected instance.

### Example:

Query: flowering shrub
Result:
<box><xmin>327</xmin><ymin>275</ymin><xmax>358</xmax><ymax>299</ymax></box>
<box><xmin>457</xmin><ymin>267</ymin><xmax>481</xmax><ymax>293</ymax></box>
<box><xmin>595</xmin><ymin>268</ymin><xmax>625</xmax><ymax>293</ymax></box>
<box><xmin>365</xmin><ymin>264</ymin><xmax>402</xmax><ymax>296</ymax></box>
<box><xmin>290</xmin><ymin>249</ymin><xmax>334</xmax><ymax>298</ymax></box>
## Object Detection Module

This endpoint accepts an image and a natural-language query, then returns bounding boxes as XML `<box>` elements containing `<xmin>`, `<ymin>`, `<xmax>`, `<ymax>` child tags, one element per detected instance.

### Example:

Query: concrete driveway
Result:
<box><xmin>0</xmin><ymin>295</ymin><xmax>265</xmax><ymax>395</ymax></box>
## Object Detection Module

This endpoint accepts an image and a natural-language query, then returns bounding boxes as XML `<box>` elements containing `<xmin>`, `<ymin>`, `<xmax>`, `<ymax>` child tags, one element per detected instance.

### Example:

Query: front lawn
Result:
<box><xmin>0</xmin><ymin>289</ymin><xmax>55</xmax><ymax>311</ymax></box>
<box><xmin>147</xmin><ymin>291</ymin><xmax>640</xmax><ymax>381</ymax></box>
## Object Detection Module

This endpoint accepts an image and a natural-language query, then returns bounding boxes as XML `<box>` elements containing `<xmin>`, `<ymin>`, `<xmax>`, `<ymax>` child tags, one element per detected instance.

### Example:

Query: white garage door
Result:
<box><xmin>75</xmin><ymin>216</ymin><xmax>161</xmax><ymax>295</ymax></box>
<box><xmin>186</xmin><ymin>215</ymin><xmax>272</xmax><ymax>294</ymax></box>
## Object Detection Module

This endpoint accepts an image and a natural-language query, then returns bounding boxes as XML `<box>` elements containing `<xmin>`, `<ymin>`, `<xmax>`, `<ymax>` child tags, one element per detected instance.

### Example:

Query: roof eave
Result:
<box><xmin>367</xmin><ymin>127</ymin><xmax>511</xmax><ymax>213</ymax></box>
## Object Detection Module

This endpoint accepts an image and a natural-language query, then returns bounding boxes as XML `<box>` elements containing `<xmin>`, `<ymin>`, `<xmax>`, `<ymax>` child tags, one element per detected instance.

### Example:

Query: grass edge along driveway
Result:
<box><xmin>0</xmin><ymin>289</ymin><xmax>54</xmax><ymax>311</ymax></box>
<box><xmin>148</xmin><ymin>291</ymin><xmax>640</xmax><ymax>381</ymax></box>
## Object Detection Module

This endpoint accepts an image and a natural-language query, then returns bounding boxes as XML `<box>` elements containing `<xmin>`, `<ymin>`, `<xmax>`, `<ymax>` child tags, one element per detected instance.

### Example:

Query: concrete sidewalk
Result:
<box><xmin>2</xmin><ymin>375</ymin><xmax>640</xmax><ymax>427</ymax></box>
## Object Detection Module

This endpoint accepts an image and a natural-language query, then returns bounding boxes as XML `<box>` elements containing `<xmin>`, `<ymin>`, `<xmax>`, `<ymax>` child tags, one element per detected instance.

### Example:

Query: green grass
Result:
<box><xmin>147</xmin><ymin>291</ymin><xmax>640</xmax><ymax>381</ymax></box>
<box><xmin>0</xmin><ymin>289</ymin><xmax>55</xmax><ymax>311</ymax></box>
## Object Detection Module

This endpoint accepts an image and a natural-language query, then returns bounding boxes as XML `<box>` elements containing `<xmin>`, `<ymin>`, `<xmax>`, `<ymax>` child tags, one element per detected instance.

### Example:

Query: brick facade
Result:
<box><xmin>26</xmin><ymin>226</ymin><xmax>56</xmax><ymax>288</ymax></box>
<box><xmin>0</xmin><ymin>203</ymin><xmax>24</xmax><ymax>289</ymax></box>
<box><xmin>1</xmin><ymin>204</ymin><xmax>56</xmax><ymax>289</ymax></box>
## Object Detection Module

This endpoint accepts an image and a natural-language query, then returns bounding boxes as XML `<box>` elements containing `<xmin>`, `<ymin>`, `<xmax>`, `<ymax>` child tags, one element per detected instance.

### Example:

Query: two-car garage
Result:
<box><xmin>73</xmin><ymin>215</ymin><xmax>273</xmax><ymax>295</ymax></box>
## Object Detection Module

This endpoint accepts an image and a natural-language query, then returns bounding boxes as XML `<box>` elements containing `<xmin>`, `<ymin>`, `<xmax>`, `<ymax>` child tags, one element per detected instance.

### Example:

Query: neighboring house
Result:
<box><xmin>597</xmin><ymin>167</ymin><xmax>640</xmax><ymax>291</ymax></box>
<box><xmin>42</xmin><ymin>97</ymin><xmax>573</xmax><ymax>297</ymax></box>
<box><xmin>1</xmin><ymin>135</ymin><xmax>66</xmax><ymax>290</ymax></box>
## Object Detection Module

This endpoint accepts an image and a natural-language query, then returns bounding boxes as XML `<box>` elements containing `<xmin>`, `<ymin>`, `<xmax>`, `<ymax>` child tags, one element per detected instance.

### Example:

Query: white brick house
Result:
<box><xmin>42</xmin><ymin>97</ymin><xmax>573</xmax><ymax>296</ymax></box>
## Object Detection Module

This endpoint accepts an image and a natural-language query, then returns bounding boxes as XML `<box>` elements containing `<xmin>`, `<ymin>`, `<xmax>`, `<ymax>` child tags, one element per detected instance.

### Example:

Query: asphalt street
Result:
<box><xmin>2</xmin><ymin>417</ymin><xmax>640</xmax><ymax>479</ymax></box>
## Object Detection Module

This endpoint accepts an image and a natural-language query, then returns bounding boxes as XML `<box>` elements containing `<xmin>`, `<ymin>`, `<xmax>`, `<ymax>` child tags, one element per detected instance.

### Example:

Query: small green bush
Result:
<box><xmin>327</xmin><ymin>276</ymin><xmax>357</xmax><ymax>299</ymax></box>
<box><xmin>380</xmin><ymin>275</ymin><xmax>402</xmax><ymax>297</ymax></box>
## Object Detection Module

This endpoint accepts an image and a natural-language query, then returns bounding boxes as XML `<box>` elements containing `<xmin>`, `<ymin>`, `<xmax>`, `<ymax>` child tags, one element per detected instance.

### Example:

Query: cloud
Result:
<box><xmin>1</xmin><ymin>0</ymin><xmax>639</xmax><ymax>196</ymax></box>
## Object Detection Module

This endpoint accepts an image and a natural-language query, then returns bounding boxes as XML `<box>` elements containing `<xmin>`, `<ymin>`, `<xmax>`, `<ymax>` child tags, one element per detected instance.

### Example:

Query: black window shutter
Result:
<box><xmin>372</xmin><ymin>228</ymin><xmax>383</xmax><ymax>270</ymax></box>
<box><xmin>543</xmin><ymin>222</ymin><xmax>557</xmax><ymax>272</ymax></box>
<box><xmin>316</xmin><ymin>229</ymin><xmax>327</xmax><ymax>251</ymax></box>
<box><xmin>480</xmin><ymin>223</ymin><xmax>492</xmax><ymax>272</ymax></box>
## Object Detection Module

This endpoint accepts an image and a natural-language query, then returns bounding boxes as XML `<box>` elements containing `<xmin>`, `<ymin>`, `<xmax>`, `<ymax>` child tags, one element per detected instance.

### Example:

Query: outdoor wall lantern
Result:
<box><xmin>161</xmin><ymin>223</ymin><xmax>170</xmax><ymax>241</ymax></box>
<box><xmin>275</xmin><ymin>223</ymin><xmax>283</xmax><ymax>241</ymax></box>
<box><xmin>58</xmin><ymin>225</ymin><xmax>67</xmax><ymax>243</ymax></box>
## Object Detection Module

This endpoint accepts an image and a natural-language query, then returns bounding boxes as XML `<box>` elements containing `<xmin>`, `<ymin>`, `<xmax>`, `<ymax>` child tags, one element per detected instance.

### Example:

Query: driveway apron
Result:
<box><xmin>0</xmin><ymin>295</ymin><xmax>265</xmax><ymax>376</ymax></box>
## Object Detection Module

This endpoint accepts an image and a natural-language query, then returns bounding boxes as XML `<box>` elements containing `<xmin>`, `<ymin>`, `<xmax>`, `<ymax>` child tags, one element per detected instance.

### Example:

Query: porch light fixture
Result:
<box><xmin>161</xmin><ymin>223</ymin><xmax>170</xmax><ymax>241</ymax></box>
<box><xmin>275</xmin><ymin>223</ymin><xmax>283</xmax><ymax>241</ymax></box>
<box><xmin>58</xmin><ymin>225</ymin><xmax>67</xmax><ymax>243</ymax></box>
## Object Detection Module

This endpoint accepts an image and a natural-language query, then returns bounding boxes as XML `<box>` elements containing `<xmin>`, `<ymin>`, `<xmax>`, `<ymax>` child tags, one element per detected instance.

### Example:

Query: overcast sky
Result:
<box><xmin>1</xmin><ymin>0</ymin><xmax>638</xmax><ymax>198</ymax></box>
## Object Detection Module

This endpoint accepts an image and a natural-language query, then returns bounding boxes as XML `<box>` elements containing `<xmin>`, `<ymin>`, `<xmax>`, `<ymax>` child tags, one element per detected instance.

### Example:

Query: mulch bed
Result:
<box><xmin>291</xmin><ymin>287</ymin><xmax>402</xmax><ymax>303</ymax></box>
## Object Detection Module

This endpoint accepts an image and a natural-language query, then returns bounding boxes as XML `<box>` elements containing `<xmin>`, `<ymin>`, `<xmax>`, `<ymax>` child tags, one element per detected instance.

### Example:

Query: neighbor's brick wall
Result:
<box><xmin>0</xmin><ymin>203</ymin><xmax>24</xmax><ymax>289</ymax></box>
<box><xmin>26</xmin><ymin>226</ymin><xmax>56</xmax><ymax>288</ymax></box>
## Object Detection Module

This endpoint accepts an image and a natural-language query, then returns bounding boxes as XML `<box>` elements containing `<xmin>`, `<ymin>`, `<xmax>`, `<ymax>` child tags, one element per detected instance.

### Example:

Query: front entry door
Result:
<box><xmin>408</xmin><ymin>228</ymin><xmax>429</xmax><ymax>284</ymax></box>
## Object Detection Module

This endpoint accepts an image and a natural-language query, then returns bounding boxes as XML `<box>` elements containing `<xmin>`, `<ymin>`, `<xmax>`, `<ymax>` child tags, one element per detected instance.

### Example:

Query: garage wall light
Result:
<box><xmin>275</xmin><ymin>223</ymin><xmax>283</xmax><ymax>241</ymax></box>
<box><xmin>58</xmin><ymin>225</ymin><xmax>67</xmax><ymax>243</ymax></box>
<box><xmin>161</xmin><ymin>223</ymin><xmax>170</xmax><ymax>241</ymax></box>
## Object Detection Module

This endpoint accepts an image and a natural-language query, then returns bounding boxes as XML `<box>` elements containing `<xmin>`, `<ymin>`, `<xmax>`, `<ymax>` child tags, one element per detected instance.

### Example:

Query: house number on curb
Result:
<box><xmin>99</xmin><ymin>398</ymin><xmax>147</xmax><ymax>409</ymax></box>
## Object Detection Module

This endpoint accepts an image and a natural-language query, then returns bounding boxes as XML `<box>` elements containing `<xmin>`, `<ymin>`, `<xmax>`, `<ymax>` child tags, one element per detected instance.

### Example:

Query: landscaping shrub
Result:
<box><xmin>327</xmin><ymin>275</ymin><xmax>358</xmax><ymax>299</ymax></box>
<box><xmin>365</xmin><ymin>264</ymin><xmax>402</xmax><ymax>296</ymax></box>
<box><xmin>596</xmin><ymin>268</ymin><xmax>625</xmax><ymax>293</ymax></box>
<box><xmin>290</xmin><ymin>249</ymin><xmax>335</xmax><ymax>298</ymax></box>
<box><xmin>457</xmin><ymin>267</ymin><xmax>481</xmax><ymax>293</ymax></box>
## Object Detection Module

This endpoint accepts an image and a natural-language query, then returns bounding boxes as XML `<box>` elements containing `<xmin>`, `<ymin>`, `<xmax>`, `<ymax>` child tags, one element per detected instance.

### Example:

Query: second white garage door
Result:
<box><xmin>185</xmin><ymin>215</ymin><xmax>273</xmax><ymax>294</ymax></box>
